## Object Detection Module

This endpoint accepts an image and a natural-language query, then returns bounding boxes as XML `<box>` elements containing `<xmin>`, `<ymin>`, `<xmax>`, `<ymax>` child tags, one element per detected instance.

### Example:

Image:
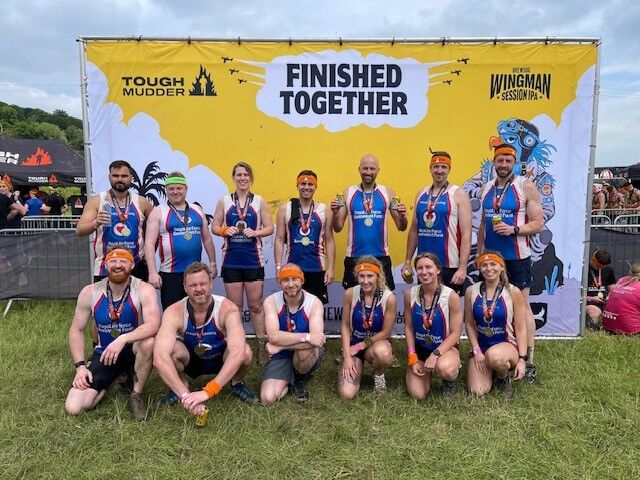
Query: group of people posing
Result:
<box><xmin>66</xmin><ymin>141</ymin><xmax>544</xmax><ymax>420</ymax></box>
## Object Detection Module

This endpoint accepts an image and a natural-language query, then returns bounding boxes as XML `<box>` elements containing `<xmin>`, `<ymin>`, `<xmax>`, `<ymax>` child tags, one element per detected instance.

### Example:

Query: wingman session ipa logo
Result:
<box><xmin>490</xmin><ymin>67</ymin><xmax>551</xmax><ymax>101</ymax></box>
<box><xmin>121</xmin><ymin>65</ymin><xmax>217</xmax><ymax>97</ymax></box>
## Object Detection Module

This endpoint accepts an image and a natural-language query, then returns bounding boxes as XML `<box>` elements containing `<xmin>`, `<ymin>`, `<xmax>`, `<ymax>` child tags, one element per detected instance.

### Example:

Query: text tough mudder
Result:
<box><xmin>280</xmin><ymin>63</ymin><xmax>408</xmax><ymax>115</ymax></box>
<box><xmin>121</xmin><ymin>76</ymin><xmax>185</xmax><ymax>96</ymax></box>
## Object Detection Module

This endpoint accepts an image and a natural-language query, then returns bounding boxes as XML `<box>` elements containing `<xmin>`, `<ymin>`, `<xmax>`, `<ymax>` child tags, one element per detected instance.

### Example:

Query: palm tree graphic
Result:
<box><xmin>130</xmin><ymin>161</ymin><xmax>168</xmax><ymax>206</ymax></box>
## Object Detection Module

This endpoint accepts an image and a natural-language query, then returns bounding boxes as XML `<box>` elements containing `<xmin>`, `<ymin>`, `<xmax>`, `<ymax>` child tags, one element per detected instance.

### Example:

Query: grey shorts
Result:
<box><xmin>262</xmin><ymin>347</ymin><xmax>324</xmax><ymax>385</ymax></box>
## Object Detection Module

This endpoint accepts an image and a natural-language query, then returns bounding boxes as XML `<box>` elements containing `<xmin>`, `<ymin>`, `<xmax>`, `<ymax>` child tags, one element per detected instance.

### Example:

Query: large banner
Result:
<box><xmin>82</xmin><ymin>39</ymin><xmax>597</xmax><ymax>336</ymax></box>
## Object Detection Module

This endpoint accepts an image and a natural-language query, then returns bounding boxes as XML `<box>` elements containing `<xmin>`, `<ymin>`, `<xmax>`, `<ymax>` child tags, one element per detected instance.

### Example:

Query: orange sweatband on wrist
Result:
<box><xmin>430</xmin><ymin>155</ymin><xmax>451</xmax><ymax>167</ymax></box>
<box><xmin>214</xmin><ymin>226</ymin><xmax>229</xmax><ymax>236</ymax></box>
<box><xmin>278</xmin><ymin>266</ymin><xmax>305</xmax><ymax>282</ymax></box>
<box><xmin>203</xmin><ymin>379</ymin><xmax>222</xmax><ymax>398</ymax></box>
<box><xmin>354</xmin><ymin>262</ymin><xmax>381</xmax><ymax>276</ymax></box>
<box><xmin>407</xmin><ymin>352</ymin><xmax>419</xmax><ymax>367</ymax></box>
<box><xmin>476</xmin><ymin>253</ymin><xmax>505</xmax><ymax>268</ymax></box>
<box><xmin>494</xmin><ymin>146</ymin><xmax>517</xmax><ymax>158</ymax></box>
<box><xmin>105</xmin><ymin>248</ymin><xmax>134</xmax><ymax>264</ymax></box>
<box><xmin>296</xmin><ymin>174</ymin><xmax>317</xmax><ymax>187</ymax></box>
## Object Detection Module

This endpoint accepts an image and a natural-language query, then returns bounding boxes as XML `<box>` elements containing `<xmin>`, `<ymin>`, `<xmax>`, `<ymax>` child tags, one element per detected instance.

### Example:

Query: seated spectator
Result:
<box><xmin>602</xmin><ymin>262</ymin><xmax>640</xmax><ymax>335</ymax></box>
<box><xmin>26</xmin><ymin>189</ymin><xmax>44</xmax><ymax>216</ymax></box>
<box><xmin>585</xmin><ymin>250</ymin><xmax>616</xmax><ymax>330</ymax></box>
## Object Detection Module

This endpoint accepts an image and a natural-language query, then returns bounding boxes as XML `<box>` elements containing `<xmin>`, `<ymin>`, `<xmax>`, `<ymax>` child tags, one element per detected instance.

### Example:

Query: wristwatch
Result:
<box><xmin>74</xmin><ymin>360</ymin><xmax>86</xmax><ymax>368</ymax></box>
<box><xmin>518</xmin><ymin>354</ymin><xmax>528</xmax><ymax>361</ymax></box>
<box><xmin>433</xmin><ymin>349</ymin><xmax>442</xmax><ymax>357</ymax></box>
<box><xmin>513</xmin><ymin>226</ymin><xmax>520</xmax><ymax>236</ymax></box>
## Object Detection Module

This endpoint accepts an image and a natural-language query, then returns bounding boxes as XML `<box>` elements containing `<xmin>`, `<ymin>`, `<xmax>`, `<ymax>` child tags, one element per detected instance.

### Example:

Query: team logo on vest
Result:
<box><xmin>490</xmin><ymin>67</ymin><xmax>551</xmax><ymax>101</ymax></box>
<box><xmin>113</xmin><ymin>223</ymin><xmax>132</xmax><ymax>237</ymax></box>
<box><xmin>121</xmin><ymin>66</ymin><xmax>217</xmax><ymax>97</ymax></box>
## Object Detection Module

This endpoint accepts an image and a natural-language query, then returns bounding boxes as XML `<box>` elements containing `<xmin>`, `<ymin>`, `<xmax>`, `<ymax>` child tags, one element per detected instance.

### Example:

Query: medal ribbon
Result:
<box><xmin>426</xmin><ymin>183</ymin><xmax>448</xmax><ymax>219</ymax></box>
<box><xmin>591</xmin><ymin>269</ymin><xmax>602</xmax><ymax>289</ymax></box>
<box><xmin>106</xmin><ymin>279</ymin><xmax>132</xmax><ymax>326</ymax></box>
<box><xmin>110</xmin><ymin>190</ymin><xmax>131</xmax><ymax>223</ymax></box>
<box><xmin>286</xmin><ymin>293</ymin><xmax>305</xmax><ymax>332</ymax></box>
<box><xmin>420</xmin><ymin>285</ymin><xmax>441</xmax><ymax>329</ymax></box>
<box><xmin>298</xmin><ymin>202</ymin><xmax>315</xmax><ymax>234</ymax></box>
<box><xmin>492</xmin><ymin>175</ymin><xmax>514</xmax><ymax>213</ymax></box>
<box><xmin>234</xmin><ymin>192</ymin><xmax>252</xmax><ymax>221</ymax></box>
<box><xmin>480</xmin><ymin>282</ymin><xmax>504</xmax><ymax>325</ymax></box>
<box><xmin>187</xmin><ymin>297</ymin><xmax>215</xmax><ymax>347</ymax></box>
<box><xmin>360</xmin><ymin>184</ymin><xmax>376</xmax><ymax>214</ymax></box>
<box><xmin>168</xmin><ymin>201</ymin><xmax>190</xmax><ymax>228</ymax></box>
<box><xmin>360</xmin><ymin>288</ymin><xmax>381</xmax><ymax>330</ymax></box>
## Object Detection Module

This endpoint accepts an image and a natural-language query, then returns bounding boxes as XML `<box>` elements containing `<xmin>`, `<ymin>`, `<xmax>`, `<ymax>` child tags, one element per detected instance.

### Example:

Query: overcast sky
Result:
<box><xmin>1</xmin><ymin>0</ymin><xmax>638</xmax><ymax>166</ymax></box>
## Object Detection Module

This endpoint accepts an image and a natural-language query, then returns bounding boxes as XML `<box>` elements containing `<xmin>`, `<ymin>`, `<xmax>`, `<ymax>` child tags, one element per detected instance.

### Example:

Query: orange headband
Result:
<box><xmin>430</xmin><ymin>155</ymin><xmax>451</xmax><ymax>167</ymax></box>
<box><xmin>105</xmin><ymin>248</ymin><xmax>134</xmax><ymax>264</ymax></box>
<box><xmin>494</xmin><ymin>146</ymin><xmax>516</xmax><ymax>158</ymax></box>
<box><xmin>476</xmin><ymin>253</ymin><xmax>505</xmax><ymax>268</ymax></box>
<box><xmin>278</xmin><ymin>267</ymin><xmax>305</xmax><ymax>282</ymax></box>
<box><xmin>355</xmin><ymin>262</ymin><xmax>381</xmax><ymax>276</ymax></box>
<box><xmin>296</xmin><ymin>175</ymin><xmax>317</xmax><ymax>187</ymax></box>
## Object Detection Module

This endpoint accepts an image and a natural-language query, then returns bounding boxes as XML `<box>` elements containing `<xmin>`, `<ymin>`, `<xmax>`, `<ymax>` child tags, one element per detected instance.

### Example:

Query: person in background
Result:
<box><xmin>585</xmin><ymin>250</ymin><xmax>617</xmax><ymax>330</ymax></box>
<box><xmin>42</xmin><ymin>188</ymin><xmax>65</xmax><ymax>215</ymax></box>
<box><xmin>602</xmin><ymin>262</ymin><xmax>640</xmax><ymax>335</ymax></box>
<box><xmin>25</xmin><ymin>188</ymin><xmax>44</xmax><ymax>216</ymax></box>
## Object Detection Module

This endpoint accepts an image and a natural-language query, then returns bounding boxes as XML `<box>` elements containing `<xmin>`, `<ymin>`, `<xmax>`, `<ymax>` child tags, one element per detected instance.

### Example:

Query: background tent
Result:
<box><xmin>0</xmin><ymin>138</ymin><xmax>85</xmax><ymax>187</ymax></box>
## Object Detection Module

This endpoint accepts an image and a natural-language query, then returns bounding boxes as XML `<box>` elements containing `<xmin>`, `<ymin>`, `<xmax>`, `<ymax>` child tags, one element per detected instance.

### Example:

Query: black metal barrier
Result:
<box><xmin>0</xmin><ymin>229</ymin><xmax>90</xmax><ymax>300</ymax></box>
<box><xmin>590</xmin><ymin>225</ymin><xmax>640</xmax><ymax>279</ymax></box>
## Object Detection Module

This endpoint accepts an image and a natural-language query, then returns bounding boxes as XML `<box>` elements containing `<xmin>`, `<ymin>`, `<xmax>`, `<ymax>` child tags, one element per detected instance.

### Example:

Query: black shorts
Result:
<box><xmin>86</xmin><ymin>344</ymin><xmax>135</xmax><ymax>392</ymax></box>
<box><xmin>505</xmin><ymin>258</ymin><xmax>532</xmax><ymax>290</ymax></box>
<box><xmin>184</xmin><ymin>351</ymin><xmax>225</xmax><ymax>379</ymax></box>
<box><xmin>303</xmin><ymin>271</ymin><xmax>329</xmax><ymax>304</ymax></box>
<box><xmin>343</xmin><ymin>255</ymin><xmax>395</xmax><ymax>291</ymax></box>
<box><xmin>440</xmin><ymin>267</ymin><xmax>471</xmax><ymax>295</ymax></box>
<box><xmin>93</xmin><ymin>260</ymin><xmax>149</xmax><ymax>283</ymax></box>
<box><xmin>159</xmin><ymin>271</ymin><xmax>186</xmax><ymax>310</ymax></box>
<box><xmin>415</xmin><ymin>344</ymin><xmax>458</xmax><ymax>362</ymax></box>
<box><xmin>221</xmin><ymin>266</ymin><xmax>265</xmax><ymax>283</ymax></box>
<box><xmin>262</xmin><ymin>348</ymin><xmax>324</xmax><ymax>385</ymax></box>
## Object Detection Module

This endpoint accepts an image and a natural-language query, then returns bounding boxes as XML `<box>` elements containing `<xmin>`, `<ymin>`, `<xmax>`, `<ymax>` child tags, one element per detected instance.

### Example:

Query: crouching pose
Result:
<box><xmin>65</xmin><ymin>247</ymin><xmax>160</xmax><ymax>420</ymax></box>
<box><xmin>339</xmin><ymin>256</ymin><xmax>396</xmax><ymax>399</ymax></box>
<box><xmin>153</xmin><ymin>262</ymin><xmax>258</xmax><ymax>416</ymax></box>
<box><xmin>261</xmin><ymin>264</ymin><xmax>325</xmax><ymax>405</ymax></box>
<box><xmin>404</xmin><ymin>253</ymin><xmax>462</xmax><ymax>399</ymax></box>
<box><xmin>465</xmin><ymin>252</ymin><xmax>528</xmax><ymax>398</ymax></box>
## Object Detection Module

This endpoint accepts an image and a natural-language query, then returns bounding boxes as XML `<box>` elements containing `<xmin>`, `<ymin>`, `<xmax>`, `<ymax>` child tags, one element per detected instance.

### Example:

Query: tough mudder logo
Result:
<box><xmin>490</xmin><ymin>67</ymin><xmax>551</xmax><ymax>101</ymax></box>
<box><xmin>122</xmin><ymin>65</ymin><xmax>216</xmax><ymax>97</ymax></box>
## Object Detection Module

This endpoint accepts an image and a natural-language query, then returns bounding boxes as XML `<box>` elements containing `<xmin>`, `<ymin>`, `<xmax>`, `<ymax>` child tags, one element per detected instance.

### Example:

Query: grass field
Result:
<box><xmin>1</xmin><ymin>300</ymin><xmax>639</xmax><ymax>480</ymax></box>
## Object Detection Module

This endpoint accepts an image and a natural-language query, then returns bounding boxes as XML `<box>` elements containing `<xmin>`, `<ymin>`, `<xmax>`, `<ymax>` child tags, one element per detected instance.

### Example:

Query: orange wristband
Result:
<box><xmin>214</xmin><ymin>226</ymin><xmax>229</xmax><ymax>236</ymax></box>
<box><xmin>203</xmin><ymin>379</ymin><xmax>222</xmax><ymax>398</ymax></box>
<box><xmin>407</xmin><ymin>352</ymin><xmax>419</xmax><ymax>367</ymax></box>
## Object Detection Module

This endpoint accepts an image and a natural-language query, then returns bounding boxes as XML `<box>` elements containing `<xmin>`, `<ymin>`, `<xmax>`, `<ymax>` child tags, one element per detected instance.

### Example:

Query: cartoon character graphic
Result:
<box><xmin>462</xmin><ymin>118</ymin><xmax>563</xmax><ymax>296</ymax></box>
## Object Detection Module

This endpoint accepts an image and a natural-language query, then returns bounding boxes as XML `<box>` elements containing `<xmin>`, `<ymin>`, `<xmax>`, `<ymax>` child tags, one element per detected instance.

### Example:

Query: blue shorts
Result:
<box><xmin>505</xmin><ymin>258</ymin><xmax>532</xmax><ymax>290</ymax></box>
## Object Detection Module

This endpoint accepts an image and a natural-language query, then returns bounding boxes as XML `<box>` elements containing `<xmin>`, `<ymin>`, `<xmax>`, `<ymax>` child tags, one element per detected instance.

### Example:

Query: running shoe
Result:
<box><xmin>524</xmin><ymin>364</ymin><xmax>537</xmax><ymax>384</ymax></box>
<box><xmin>441</xmin><ymin>380</ymin><xmax>456</xmax><ymax>398</ymax></box>
<box><xmin>231</xmin><ymin>382</ymin><xmax>259</xmax><ymax>405</ymax></box>
<box><xmin>292</xmin><ymin>380</ymin><xmax>310</xmax><ymax>403</ymax></box>
<box><xmin>495</xmin><ymin>375</ymin><xmax>514</xmax><ymax>399</ymax></box>
<box><xmin>158</xmin><ymin>391</ymin><xmax>179</xmax><ymax>406</ymax></box>
<box><xmin>129</xmin><ymin>392</ymin><xmax>148</xmax><ymax>421</ymax></box>
<box><xmin>373</xmin><ymin>373</ymin><xmax>387</xmax><ymax>394</ymax></box>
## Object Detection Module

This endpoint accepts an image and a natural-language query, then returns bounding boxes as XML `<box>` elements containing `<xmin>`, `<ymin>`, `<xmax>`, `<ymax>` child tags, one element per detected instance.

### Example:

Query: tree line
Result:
<box><xmin>0</xmin><ymin>102</ymin><xmax>83</xmax><ymax>154</ymax></box>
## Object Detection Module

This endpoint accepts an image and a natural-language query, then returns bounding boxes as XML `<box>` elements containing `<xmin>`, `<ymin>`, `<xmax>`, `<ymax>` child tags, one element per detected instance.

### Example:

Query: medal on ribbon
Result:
<box><xmin>492</xmin><ymin>175</ymin><xmax>514</xmax><ymax>213</ymax></box>
<box><xmin>361</xmin><ymin>185</ymin><xmax>375</xmax><ymax>227</ymax></box>
<box><xmin>110</xmin><ymin>190</ymin><xmax>131</xmax><ymax>224</ymax></box>
<box><xmin>168</xmin><ymin>201</ymin><xmax>192</xmax><ymax>241</ymax></box>
<box><xmin>480</xmin><ymin>282</ymin><xmax>503</xmax><ymax>333</ymax></box>
<box><xmin>234</xmin><ymin>193</ymin><xmax>252</xmax><ymax>234</ymax></box>
<box><xmin>186</xmin><ymin>297</ymin><xmax>215</xmax><ymax>357</ymax></box>
<box><xmin>424</xmin><ymin>183</ymin><xmax>448</xmax><ymax>229</ymax></box>
<box><xmin>420</xmin><ymin>285</ymin><xmax>441</xmax><ymax>330</ymax></box>
<box><xmin>106</xmin><ymin>279</ymin><xmax>132</xmax><ymax>339</ymax></box>
<box><xmin>360</xmin><ymin>288</ymin><xmax>381</xmax><ymax>330</ymax></box>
